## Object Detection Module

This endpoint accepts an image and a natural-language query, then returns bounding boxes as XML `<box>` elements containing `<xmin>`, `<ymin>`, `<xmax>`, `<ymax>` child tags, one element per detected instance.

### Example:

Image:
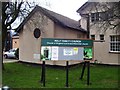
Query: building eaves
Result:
<box><xmin>77</xmin><ymin>2</ymin><xmax>89</xmax><ymax>13</ymax></box>
<box><xmin>17</xmin><ymin>5</ymin><xmax>87</xmax><ymax>33</ymax></box>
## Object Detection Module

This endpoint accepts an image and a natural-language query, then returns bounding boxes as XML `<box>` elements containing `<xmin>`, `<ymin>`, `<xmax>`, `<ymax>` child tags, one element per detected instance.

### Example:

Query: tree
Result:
<box><xmin>90</xmin><ymin>2</ymin><xmax>120</xmax><ymax>33</ymax></box>
<box><xmin>80</xmin><ymin>2</ymin><xmax>120</xmax><ymax>33</ymax></box>
<box><xmin>1</xmin><ymin>0</ymin><xmax>50</xmax><ymax>70</ymax></box>
<box><xmin>1</xmin><ymin>0</ymin><xmax>36</xmax><ymax>70</ymax></box>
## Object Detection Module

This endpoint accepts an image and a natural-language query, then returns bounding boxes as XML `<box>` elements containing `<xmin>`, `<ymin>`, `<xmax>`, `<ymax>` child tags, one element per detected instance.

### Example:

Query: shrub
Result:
<box><xmin>41</xmin><ymin>54</ymin><xmax>45</xmax><ymax>60</ymax></box>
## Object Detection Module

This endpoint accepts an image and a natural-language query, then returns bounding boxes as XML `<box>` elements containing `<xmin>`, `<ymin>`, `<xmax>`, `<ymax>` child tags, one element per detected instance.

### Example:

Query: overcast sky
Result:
<box><xmin>33</xmin><ymin>0</ymin><xmax>88</xmax><ymax>21</ymax></box>
<box><xmin>12</xmin><ymin>0</ymin><xmax>87</xmax><ymax>30</ymax></box>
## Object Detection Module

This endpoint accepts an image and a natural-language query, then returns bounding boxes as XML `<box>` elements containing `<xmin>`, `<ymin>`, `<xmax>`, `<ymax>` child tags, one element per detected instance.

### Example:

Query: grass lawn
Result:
<box><xmin>2</xmin><ymin>62</ymin><xmax>119</xmax><ymax>88</ymax></box>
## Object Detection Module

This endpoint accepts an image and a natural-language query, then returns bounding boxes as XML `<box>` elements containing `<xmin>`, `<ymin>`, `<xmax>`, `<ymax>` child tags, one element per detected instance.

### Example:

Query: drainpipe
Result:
<box><xmin>86</xmin><ymin>14</ymin><xmax>90</xmax><ymax>39</ymax></box>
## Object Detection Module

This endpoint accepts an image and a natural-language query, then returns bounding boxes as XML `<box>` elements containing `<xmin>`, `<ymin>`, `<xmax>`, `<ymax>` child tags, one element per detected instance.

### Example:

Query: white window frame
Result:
<box><xmin>109</xmin><ymin>35</ymin><xmax>120</xmax><ymax>53</ymax></box>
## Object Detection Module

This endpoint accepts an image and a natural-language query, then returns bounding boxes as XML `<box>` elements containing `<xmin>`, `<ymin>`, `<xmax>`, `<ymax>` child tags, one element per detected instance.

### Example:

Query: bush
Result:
<box><xmin>41</xmin><ymin>54</ymin><xmax>45</xmax><ymax>60</ymax></box>
<box><xmin>15</xmin><ymin>48</ymin><xmax>19</xmax><ymax>59</ymax></box>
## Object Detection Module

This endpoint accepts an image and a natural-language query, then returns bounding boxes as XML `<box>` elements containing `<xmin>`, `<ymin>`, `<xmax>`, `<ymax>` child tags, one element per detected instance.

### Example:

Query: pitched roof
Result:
<box><xmin>77</xmin><ymin>2</ymin><xmax>98</xmax><ymax>14</ymax></box>
<box><xmin>17</xmin><ymin>5</ymin><xmax>87</xmax><ymax>33</ymax></box>
<box><xmin>77</xmin><ymin>2</ymin><xmax>89</xmax><ymax>13</ymax></box>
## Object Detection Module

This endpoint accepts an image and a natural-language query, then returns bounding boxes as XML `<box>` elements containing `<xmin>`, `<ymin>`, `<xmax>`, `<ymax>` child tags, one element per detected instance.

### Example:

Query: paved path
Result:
<box><xmin>3</xmin><ymin>59</ymin><xmax>19</xmax><ymax>63</ymax></box>
<box><xmin>3</xmin><ymin>58</ymin><xmax>82</xmax><ymax>66</ymax></box>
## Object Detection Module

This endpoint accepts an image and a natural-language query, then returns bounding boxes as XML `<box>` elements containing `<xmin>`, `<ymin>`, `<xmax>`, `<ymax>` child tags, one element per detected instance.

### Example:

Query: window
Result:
<box><xmin>91</xmin><ymin>11</ymin><xmax>114</xmax><ymax>22</ymax></box>
<box><xmin>110</xmin><ymin>35</ymin><xmax>120</xmax><ymax>52</ymax></box>
<box><xmin>91</xmin><ymin>13</ymin><xmax>99</xmax><ymax>22</ymax></box>
<box><xmin>91</xmin><ymin>13</ymin><xmax>95</xmax><ymax>22</ymax></box>
<box><xmin>33</xmin><ymin>28</ymin><xmax>41</xmax><ymax>38</ymax></box>
<box><xmin>100</xmin><ymin>34</ymin><xmax>104</xmax><ymax>41</ymax></box>
<box><xmin>107</xmin><ymin>11</ymin><xmax>114</xmax><ymax>20</ymax></box>
<box><xmin>99</xmin><ymin>12</ymin><xmax>108</xmax><ymax>21</ymax></box>
<box><xmin>96</xmin><ymin>12</ymin><xmax>99</xmax><ymax>21</ymax></box>
<box><xmin>91</xmin><ymin>35</ymin><xmax>95</xmax><ymax>40</ymax></box>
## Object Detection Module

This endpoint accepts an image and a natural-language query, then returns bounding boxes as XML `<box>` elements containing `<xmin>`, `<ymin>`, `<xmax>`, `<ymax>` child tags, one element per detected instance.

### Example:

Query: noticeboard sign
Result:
<box><xmin>41</xmin><ymin>38</ymin><xmax>93</xmax><ymax>61</ymax></box>
<box><xmin>41</xmin><ymin>38</ymin><xmax>93</xmax><ymax>47</ymax></box>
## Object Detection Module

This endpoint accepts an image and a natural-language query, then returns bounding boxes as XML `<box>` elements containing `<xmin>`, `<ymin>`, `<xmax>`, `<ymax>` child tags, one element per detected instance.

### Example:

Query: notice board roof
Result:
<box><xmin>41</xmin><ymin>38</ymin><xmax>93</xmax><ymax>47</ymax></box>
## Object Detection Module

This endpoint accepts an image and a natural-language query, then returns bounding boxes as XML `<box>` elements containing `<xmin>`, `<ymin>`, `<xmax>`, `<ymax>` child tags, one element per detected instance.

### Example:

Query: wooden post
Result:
<box><xmin>40</xmin><ymin>61</ymin><xmax>44</xmax><ymax>82</ymax></box>
<box><xmin>40</xmin><ymin>61</ymin><xmax>46</xmax><ymax>87</ymax></box>
<box><xmin>43</xmin><ymin>61</ymin><xmax>46</xmax><ymax>87</ymax></box>
<box><xmin>87</xmin><ymin>61</ymin><xmax>90</xmax><ymax>85</ymax></box>
<box><xmin>40</xmin><ymin>63</ymin><xmax>43</xmax><ymax>83</ymax></box>
<box><xmin>66</xmin><ymin>61</ymin><xmax>69</xmax><ymax>87</ymax></box>
<box><xmin>80</xmin><ymin>61</ymin><xmax>86</xmax><ymax>80</ymax></box>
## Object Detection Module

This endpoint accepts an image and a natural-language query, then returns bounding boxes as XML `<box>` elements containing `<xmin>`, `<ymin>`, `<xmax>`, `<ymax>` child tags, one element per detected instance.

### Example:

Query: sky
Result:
<box><xmin>11</xmin><ymin>0</ymin><xmax>87</xmax><ymax>30</ymax></box>
<box><xmin>38</xmin><ymin>0</ymin><xmax>88</xmax><ymax>21</ymax></box>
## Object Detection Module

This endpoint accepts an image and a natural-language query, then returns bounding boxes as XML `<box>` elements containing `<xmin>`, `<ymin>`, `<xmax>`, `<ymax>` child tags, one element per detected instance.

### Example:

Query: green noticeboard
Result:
<box><xmin>41</xmin><ymin>38</ymin><xmax>93</xmax><ymax>47</ymax></box>
<box><xmin>41</xmin><ymin>38</ymin><xmax>93</xmax><ymax>61</ymax></box>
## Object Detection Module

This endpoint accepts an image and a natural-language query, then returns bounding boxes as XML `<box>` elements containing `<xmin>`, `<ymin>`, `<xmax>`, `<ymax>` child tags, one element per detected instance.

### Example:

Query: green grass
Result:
<box><xmin>2</xmin><ymin>62</ymin><xmax>119</xmax><ymax>88</ymax></box>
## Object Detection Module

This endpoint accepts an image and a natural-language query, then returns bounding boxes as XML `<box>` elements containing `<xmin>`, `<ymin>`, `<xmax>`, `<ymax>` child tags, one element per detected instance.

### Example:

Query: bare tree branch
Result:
<box><xmin>6</xmin><ymin>2</ymin><xmax>23</xmax><ymax>27</ymax></box>
<box><xmin>89</xmin><ymin>2</ymin><xmax>120</xmax><ymax>33</ymax></box>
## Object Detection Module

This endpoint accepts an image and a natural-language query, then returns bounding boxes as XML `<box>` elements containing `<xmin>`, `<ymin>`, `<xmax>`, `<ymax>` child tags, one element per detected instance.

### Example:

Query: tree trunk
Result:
<box><xmin>2</xmin><ymin>2</ymin><xmax>8</xmax><ymax>70</ymax></box>
<box><xmin>2</xmin><ymin>26</ymin><xmax>7</xmax><ymax>70</ymax></box>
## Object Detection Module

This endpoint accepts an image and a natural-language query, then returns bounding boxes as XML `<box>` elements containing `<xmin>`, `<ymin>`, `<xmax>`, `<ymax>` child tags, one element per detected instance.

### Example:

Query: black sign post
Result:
<box><xmin>66</xmin><ymin>61</ymin><xmax>69</xmax><ymax>87</ymax></box>
<box><xmin>40</xmin><ymin>61</ymin><xmax>46</xmax><ymax>87</ymax></box>
<box><xmin>80</xmin><ymin>61</ymin><xmax>90</xmax><ymax>85</ymax></box>
<box><xmin>79</xmin><ymin>61</ymin><xmax>86</xmax><ymax>80</ymax></box>
<box><xmin>87</xmin><ymin>61</ymin><xmax>90</xmax><ymax>85</ymax></box>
